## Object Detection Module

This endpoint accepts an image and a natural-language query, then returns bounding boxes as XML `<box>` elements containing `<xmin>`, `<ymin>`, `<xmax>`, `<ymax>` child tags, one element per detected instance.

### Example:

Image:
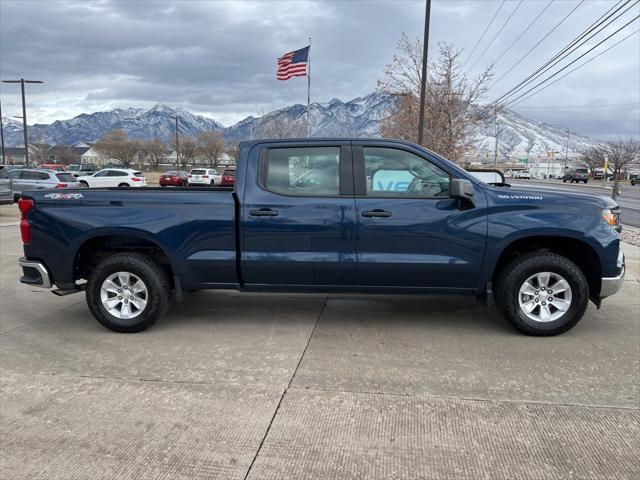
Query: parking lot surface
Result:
<box><xmin>1</xmin><ymin>204</ymin><xmax>639</xmax><ymax>479</ymax></box>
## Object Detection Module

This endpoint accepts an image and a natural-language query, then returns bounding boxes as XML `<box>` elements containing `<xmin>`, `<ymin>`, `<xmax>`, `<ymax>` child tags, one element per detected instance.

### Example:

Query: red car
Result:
<box><xmin>159</xmin><ymin>170</ymin><xmax>188</xmax><ymax>187</ymax></box>
<box><xmin>221</xmin><ymin>167</ymin><xmax>236</xmax><ymax>186</ymax></box>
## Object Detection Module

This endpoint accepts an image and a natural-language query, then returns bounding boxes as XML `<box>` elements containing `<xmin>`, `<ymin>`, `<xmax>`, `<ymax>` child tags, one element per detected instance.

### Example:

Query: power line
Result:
<box><xmin>467</xmin><ymin>0</ymin><xmax>525</xmax><ymax>73</ymax></box>
<box><xmin>491</xmin><ymin>0</ymin><xmax>585</xmax><ymax>88</ymax></box>
<box><xmin>462</xmin><ymin>0</ymin><xmax>506</xmax><ymax>69</ymax></box>
<box><xmin>515</xmin><ymin>102</ymin><xmax>640</xmax><ymax>109</ymax></box>
<box><xmin>492</xmin><ymin>0</ymin><xmax>554</xmax><ymax>66</ymax></box>
<box><xmin>509</xmin><ymin>28</ymin><xmax>640</xmax><ymax>108</ymax></box>
<box><xmin>502</xmin><ymin>18</ymin><xmax>640</xmax><ymax>108</ymax></box>
<box><xmin>496</xmin><ymin>0</ymin><xmax>637</xmax><ymax>104</ymax></box>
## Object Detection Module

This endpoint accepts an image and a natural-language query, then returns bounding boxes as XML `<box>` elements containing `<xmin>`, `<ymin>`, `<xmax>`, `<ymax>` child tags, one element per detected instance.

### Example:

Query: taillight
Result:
<box><xmin>18</xmin><ymin>198</ymin><xmax>35</xmax><ymax>244</ymax></box>
<box><xmin>54</xmin><ymin>183</ymin><xmax>68</xmax><ymax>188</ymax></box>
<box><xmin>202</xmin><ymin>175</ymin><xmax>209</xmax><ymax>179</ymax></box>
<box><xmin>188</xmin><ymin>175</ymin><xmax>192</xmax><ymax>178</ymax></box>
<box><xmin>171</xmin><ymin>176</ymin><xmax>178</xmax><ymax>180</ymax></box>
<box><xmin>131</xmin><ymin>177</ymin><xmax>141</xmax><ymax>182</ymax></box>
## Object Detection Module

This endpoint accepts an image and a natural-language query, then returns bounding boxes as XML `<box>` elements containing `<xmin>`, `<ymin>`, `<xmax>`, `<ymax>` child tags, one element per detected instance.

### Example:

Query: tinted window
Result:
<box><xmin>264</xmin><ymin>147</ymin><xmax>340</xmax><ymax>196</ymax></box>
<box><xmin>108</xmin><ymin>170</ymin><xmax>128</xmax><ymax>177</ymax></box>
<box><xmin>56</xmin><ymin>173</ymin><xmax>77</xmax><ymax>182</ymax></box>
<box><xmin>191</xmin><ymin>169</ymin><xmax>206</xmax><ymax>175</ymax></box>
<box><xmin>363</xmin><ymin>147</ymin><xmax>450</xmax><ymax>197</ymax></box>
<box><xmin>68</xmin><ymin>165</ymin><xmax>80</xmax><ymax>171</ymax></box>
<box><xmin>94</xmin><ymin>170</ymin><xmax>109</xmax><ymax>177</ymax></box>
<box><xmin>23</xmin><ymin>171</ymin><xmax>50</xmax><ymax>180</ymax></box>
<box><xmin>223</xmin><ymin>169</ymin><xmax>236</xmax><ymax>176</ymax></box>
<box><xmin>164</xmin><ymin>171</ymin><xmax>177</xmax><ymax>176</ymax></box>
<box><xmin>575</xmin><ymin>168</ymin><xmax>588</xmax><ymax>173</ymax></box>
<box><xmin>9</xmin><ymin>170</ymin><xmax>22</xmax><ymax>179</ymax></box>
<box><xmin>133</xmin><ymin>172</ymin><xmax>144</xmax><ymax>177</ymax></box>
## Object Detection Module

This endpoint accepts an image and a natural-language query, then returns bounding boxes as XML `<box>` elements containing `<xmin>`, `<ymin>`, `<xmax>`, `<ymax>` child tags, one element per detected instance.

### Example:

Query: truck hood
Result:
<box><xmin>494</xmin><ymin>183</ymin><xmax>618</xmax><ymax>209</ymax></box>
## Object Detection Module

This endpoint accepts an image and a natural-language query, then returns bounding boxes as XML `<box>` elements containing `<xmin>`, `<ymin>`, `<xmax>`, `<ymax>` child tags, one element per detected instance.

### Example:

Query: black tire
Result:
<box><xmin>79</xmin><ymin>181</ymin><xmax>88</xmax><ymax>187</ymax></box>
<box><xmin>210</xmin><ymin>180</ymin><xmax>215</xmax><ymax>187</ymax></box>
<box><xmin>495</xmin><ymin>252</ymin><xmax>589</xmax><ymax>336</ymax></box>
<box><xmin>86</xmin><ymin>253</ymin><xmax>171</xmax><ymax>333</ymax></box>
<box><xmin>562</xmin><ymin>179</ymin><xmax>566</xmax><ymax>183</ymax></box>
<box><xmin>584</xmin><ymin>180</ymin><xmax>588</xmax><ymax>184</ymax></box>
<box><xmin>118</xmin><ymin>183</ymin><xmax>130</xmax><ymax>188</ymax></box>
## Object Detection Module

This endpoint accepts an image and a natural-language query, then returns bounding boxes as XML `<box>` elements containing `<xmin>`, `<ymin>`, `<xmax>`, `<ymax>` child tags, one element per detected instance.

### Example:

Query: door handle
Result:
<box><xmin>361</xmin><ymin>209</ymin><xmax>392</xmax><ymax>218</ymax></box>
<box><xmin>249</xmin><ymin>208</ymin><xmax>279</xmax><ymax>217</ymax></box>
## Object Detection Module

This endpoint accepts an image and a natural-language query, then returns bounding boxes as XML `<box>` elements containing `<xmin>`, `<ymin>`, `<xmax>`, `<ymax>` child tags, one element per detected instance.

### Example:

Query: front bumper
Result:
<box><xmin>18</xmin><ymin>258</ymin><xmax>52</xmax><ymax>288</ymax></box>
<box><xmin>600</xmin><ymin>251</ymin><xmax>625</xmax><ymax>298</ymax></box>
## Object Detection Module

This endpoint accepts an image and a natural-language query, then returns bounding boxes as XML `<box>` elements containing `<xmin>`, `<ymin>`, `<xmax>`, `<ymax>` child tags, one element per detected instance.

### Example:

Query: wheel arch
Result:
<box><xmin>73</xmin><ymin>231</ymin><xmax>177</xmax><ymax>287</ymax></box>
<box><xmin>491</xmin><ymin>235</ymin><xmax>602</xmax><ymax>299</ymax></box>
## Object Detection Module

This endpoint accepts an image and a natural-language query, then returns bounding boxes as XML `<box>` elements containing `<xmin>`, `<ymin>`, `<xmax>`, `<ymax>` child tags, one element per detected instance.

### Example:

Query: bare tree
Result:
<box><xmin>94</xmin><ymin>130</ymin><xmax>141</xmax><ymax>167</ymax></box>
<box><xmin>196</xmin><ymin>131</ymin><xmax>226</xmax><ymax>167</ymax></box>
<box><xmin>581</xmin><ymin>145</ymin><xmax>607</xmax><ymax>171</ymax></box>
<box><xmin>141</xmin><ymin>138</ymin><xmax>166</xmax><ymax>168</ymax></box>
<box><xmin>378</xmin><ymin>35</ymin><xmax>494</xmax><ymax>163</ymax></box>
<box><xmin>601</xmin><ymin>139</ymin><xmax>639</xmax><ymax>199</ymax></box>
<box><xmin>30</xmin><ymin>133</ymin><xmax>53</xmax><ymax>165</ymax></box>
<box><xmin>56</xmin><ymin>146</ymin><xmax>78</xmax><ymax>166</ymax></box>
<box><xmin>227</xmin><ymin>140</ymin><xmax>240</xmax><ymax>164</ymax></box>
<box><xmin>174</xmin><ymin>136</ymin><xmax>197</xmax><ymax>170</ymax></box>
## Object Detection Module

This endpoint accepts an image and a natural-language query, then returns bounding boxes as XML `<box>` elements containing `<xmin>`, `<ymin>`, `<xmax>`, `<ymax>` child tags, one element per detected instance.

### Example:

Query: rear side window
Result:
<box><xmin>23</xmin><ymin>171</ymin><xmax>49</xmax><ymax>180</ymax></box>
<box><xmin>108</xmin><ymin>170</ymin><xmax>128</xmax><ymax>177</ymax></box>
<box><xmin>264</xmin><ymin>147</ymin><xmax>340</xmax><ymax>196</ymax></box>
<box><xmin>56</xmin><ymin>173</ymin><xmax>77</xmax><ymax>182</ymax></box>
<box><xmin>133</xmin><ymin>172</ymin><xmax>144</xmax><ymax>177</ymax></box>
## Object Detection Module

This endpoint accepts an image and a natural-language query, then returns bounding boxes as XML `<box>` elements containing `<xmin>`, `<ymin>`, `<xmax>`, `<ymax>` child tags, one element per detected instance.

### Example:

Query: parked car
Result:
<box><xmin>188</xmin><ymin>168</ymin><xmax>221</xmax><ymax>186</ymax></box>
<box><xmin>37</xmin><ymin>163</ymin><xmax>66</xmax><ymax>172</ymax></box>
<box><xmin>67</xmin><ymin>163</ymin><xmax>98</xmax><ymax>177</ymax></box>
<box><xmin>592</xmin><ymin>169</ymin><xmax>605</xmax><ymax>180</ymax></box>
<box><xmin>631</xmin><ymin>177</ymin><xmax>639</xmax><ymax>186</ymax></box>
<box><xmin>513</xmin><ymin>170</ymin><xmax>531</xmax><ymax>180</ymax></box>
<box><xmin>78</xmin><ymin>168</ymin><xmax>147</xmax><ymax>188</ymax></box>
<box><xmin>159</xmin><ymin>170</ymin><xmax>188</xmax><ymax>187</ymax></box>
<box><xmin>563</xmin><ymin>167</ymin><xmax>589</xmax><ymax>183</ymax></box>
<box><xmin>9</xmin><ymin>169</ymin><xmax>81</xmax><ymax>199</ymax></box>
<box><xmin>17</xmin><ymin>139</ymin><xmax>625</xmax><ymax>337</ymax></box>
<box><xmin>0</xmin><ymin>167</ymin><xmax>13</xmax><ymax>205</ymax></box>
<box><xmin>221</xmin><ymin>167</ymin><xmax>236</xmax><ymax>186</ymax></box>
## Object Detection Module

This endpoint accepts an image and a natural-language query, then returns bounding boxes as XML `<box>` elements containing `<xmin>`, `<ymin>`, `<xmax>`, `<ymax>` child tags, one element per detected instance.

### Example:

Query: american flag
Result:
<box><xmin>277</xmin><ymin>46</ymin><xmax>309</xmax><ymax>81</ymax></box>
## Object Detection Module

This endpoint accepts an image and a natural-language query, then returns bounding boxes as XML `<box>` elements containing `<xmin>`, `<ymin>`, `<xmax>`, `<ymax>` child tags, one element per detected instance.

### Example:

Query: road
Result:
<box><xmin>511</xmin><ymin>179</ymin><xmax>640</xmax><ymax>227</ymax></box>
<box><xmin>1</xmin><ymin>204</ymin><xmax>639</xmax><ymax>479</ymax></box>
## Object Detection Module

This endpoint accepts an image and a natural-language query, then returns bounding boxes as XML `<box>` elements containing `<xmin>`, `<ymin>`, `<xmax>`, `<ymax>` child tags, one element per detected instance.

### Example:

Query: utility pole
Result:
<box><xmin>493</xmin><ymin>108</ymin><xmax>499</xmax><ymax>170</ymax></box>
<box><xmin>170</xmin><ymin>115</ymin><xmax>179</xmax><ymax>169</ymax></box>
<box><xmin>1</xmin><ymin>79</ymin><xmax>43</xmax><ymax>167</ymax></box>
<box><xmin>563</xmin><ymin>129</ymin><xmax>570</xmax><ymax>171</ymax></box>
<box><xmin>417</xmin><ymin>0</ymin><xmax>432</xmax><ymax>145</ymax></box>
<box><xmin>0</xmin><ymin>100</ymin><xmax>5</xmax><ymax>165</ymax></box>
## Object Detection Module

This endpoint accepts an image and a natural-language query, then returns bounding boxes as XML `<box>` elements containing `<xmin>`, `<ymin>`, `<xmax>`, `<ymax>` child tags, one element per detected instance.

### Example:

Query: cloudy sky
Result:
<box><xmin>1</xmin><ymin>0</ymin><xmax>638</xmax><ymax>138</ymax></box>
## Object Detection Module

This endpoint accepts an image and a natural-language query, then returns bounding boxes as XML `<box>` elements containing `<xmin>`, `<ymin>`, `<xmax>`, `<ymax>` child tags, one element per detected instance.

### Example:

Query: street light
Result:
<box><xmin>0</xmin><ymin>100</ymin><xmax>5</xmax><ymax>165</ymax></box>
<box><xmin>1</xmin><ymin>79</ymin><xmax>43</xmax><ymax>166</ymax></box>
<box><xmin>170</xmin><ymin>115</ymin><xmax>179</xmax><ymax>168</ymax></box>
<box><xmin>417</xmin><ymin>0</ymin><xmax>432</xmax><ymax>145</ymax></box>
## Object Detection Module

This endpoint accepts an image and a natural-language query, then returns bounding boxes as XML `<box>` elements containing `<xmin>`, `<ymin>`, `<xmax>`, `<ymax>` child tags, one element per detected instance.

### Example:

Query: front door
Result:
<box><xmin>241</xmin><ymin>143</ymin><xmax>356</xmax><ymax>288</ymax></box>
<box><xmin>353</xmin><ymin>143</ymin><xmax>487</xmax><ymax>291</ymax></box>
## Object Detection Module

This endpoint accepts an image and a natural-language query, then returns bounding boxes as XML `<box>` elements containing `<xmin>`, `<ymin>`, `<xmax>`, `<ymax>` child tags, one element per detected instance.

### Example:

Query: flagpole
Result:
<box><xmin>307</xmin><ymin>37</ymin><xmax>311</xmax><ymax>138</ymax></box>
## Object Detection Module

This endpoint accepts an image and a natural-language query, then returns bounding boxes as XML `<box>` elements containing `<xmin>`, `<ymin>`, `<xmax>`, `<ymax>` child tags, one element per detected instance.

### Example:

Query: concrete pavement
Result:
<box><xmin>1</xmin><ymin>204</ymin><xmax>639</xmax><ymax>479</ymax></box>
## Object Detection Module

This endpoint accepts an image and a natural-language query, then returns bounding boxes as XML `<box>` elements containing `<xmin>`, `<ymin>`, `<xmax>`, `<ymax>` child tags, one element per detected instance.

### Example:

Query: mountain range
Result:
<box><xmin>2</xmin><ymin>92</ymin><xmax>595</xmax><ymax>159</ymax></box>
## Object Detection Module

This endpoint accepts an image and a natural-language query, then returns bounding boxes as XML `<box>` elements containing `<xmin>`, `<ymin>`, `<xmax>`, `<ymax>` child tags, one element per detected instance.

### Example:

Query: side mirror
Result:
<box><xmin>450</xmin><ymin>178</ymin><xmax>475</xmax><ymax>208</ymax></box>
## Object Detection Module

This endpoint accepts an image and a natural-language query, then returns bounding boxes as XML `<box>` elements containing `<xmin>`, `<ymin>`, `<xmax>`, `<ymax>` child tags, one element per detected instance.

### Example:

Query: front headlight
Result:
<box><xmin>602</xmin><ymin>207</ymin><xmax>622</xmax><ymax>232</ymax></box>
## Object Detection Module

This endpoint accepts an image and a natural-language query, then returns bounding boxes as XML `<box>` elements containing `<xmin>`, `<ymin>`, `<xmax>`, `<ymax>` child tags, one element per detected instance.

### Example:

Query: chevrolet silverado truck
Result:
<box><xmin>17</xmin><ymin>139</ymin><xmax>625</xmax><ymax>335</ymax></box>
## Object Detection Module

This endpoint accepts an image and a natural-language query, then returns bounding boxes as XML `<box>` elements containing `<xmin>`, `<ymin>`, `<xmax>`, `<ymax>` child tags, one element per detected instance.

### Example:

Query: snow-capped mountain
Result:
<box><xmin>2</xmin><ymin>92</ymin><xmax>596</xmax><ymax>159</ymax></box>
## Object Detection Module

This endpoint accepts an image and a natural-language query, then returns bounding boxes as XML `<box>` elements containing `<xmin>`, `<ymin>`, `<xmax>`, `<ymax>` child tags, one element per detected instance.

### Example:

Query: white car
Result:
<box><xmin>78</xmin><ymin>168</ymin><xmax>147</xmax><ymax>188</ymax></box>
<box><xmin>188</xmin><ymin>168</ymin><xmax>222</xmax><ymax>186</ymax></box>
<box><xmin>513</xmin><ymin>170</ymin><xmax>531</xmax><ymax>180</ymax></box>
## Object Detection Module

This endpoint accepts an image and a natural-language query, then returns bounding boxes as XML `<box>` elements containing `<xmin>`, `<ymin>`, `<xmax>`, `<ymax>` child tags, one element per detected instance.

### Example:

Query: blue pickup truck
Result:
<box><xmin>17</xmin><ymin>139</ymin><xmax>625</xmax><ymax>336</ymax></box>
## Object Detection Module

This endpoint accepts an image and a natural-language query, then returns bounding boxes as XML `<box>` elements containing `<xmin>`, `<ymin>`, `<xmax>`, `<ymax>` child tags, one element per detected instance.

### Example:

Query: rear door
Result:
<box><xmin>352</xmin><ymin>142</ymin><xmax>487</xmax><ymax>290</ymax></box>
<box><xmin>241</xmin><ymin>142</ymin><xmax>356</xmax><ymax>288</ymax></box>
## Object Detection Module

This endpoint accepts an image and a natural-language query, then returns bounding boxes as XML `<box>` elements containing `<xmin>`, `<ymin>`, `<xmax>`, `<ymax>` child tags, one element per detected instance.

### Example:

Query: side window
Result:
<box><xmin>264</xmin><ymin>147</ymin><xmax>340</xmax><ymax>196</ymax></box>
<box><xmin>363</xmin><ymin>147</ymin><xmax>450</xmax><ymax>198</ymax></box>
<box><xmin>108</xmin><ymin>170</ymin><xmax>127</xmax><ymax>177</ymax></box>
<box><xmin>94</xmin><ymin>170</ymin><xmax>109</xmax><ymax>177</ymax></box>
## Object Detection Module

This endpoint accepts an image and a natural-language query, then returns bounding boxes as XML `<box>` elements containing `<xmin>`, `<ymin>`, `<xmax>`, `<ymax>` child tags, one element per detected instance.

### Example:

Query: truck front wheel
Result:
<box><xmin>495</xmin><ymin>252</ymin><xmax>589</xmax><ymax>336</ymax></box>
<box><xmin>86</xmin><ymin>253</ymin><xmax>171</xmax><ymax>332</ymax></box>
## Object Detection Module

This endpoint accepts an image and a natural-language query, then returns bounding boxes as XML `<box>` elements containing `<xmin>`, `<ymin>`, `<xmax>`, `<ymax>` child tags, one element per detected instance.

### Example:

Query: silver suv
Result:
<box><xmin>0</xmin><ymin>167</ymin><xmax>13</xmax><ymax>205</ymax></box>
<box><xmin>8</xmin><ymin>168</ymin><xmax>81</xmax><ymax>200</ymax></box>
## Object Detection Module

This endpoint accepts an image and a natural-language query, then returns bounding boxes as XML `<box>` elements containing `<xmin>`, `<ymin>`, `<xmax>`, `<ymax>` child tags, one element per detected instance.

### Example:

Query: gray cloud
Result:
<box><xmin>1</xmin><ymin>0</ymin><xmax>638</xmax><ymax>137</ymax></box>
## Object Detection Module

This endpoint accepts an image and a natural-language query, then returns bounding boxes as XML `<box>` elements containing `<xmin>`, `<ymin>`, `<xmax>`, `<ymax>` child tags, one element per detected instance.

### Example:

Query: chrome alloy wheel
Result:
<box><xmin>518</xmin><ymin>272</ymin><xmax>572</xmax><ymax>323</ymax></box>
<box><xmin>100</xmin><ymin>271</ymin><xmax>148</xmax><ymax>320</ymax></box>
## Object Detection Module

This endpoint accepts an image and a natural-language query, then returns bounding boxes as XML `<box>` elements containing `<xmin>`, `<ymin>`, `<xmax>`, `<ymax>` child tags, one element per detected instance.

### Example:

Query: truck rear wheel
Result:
<box><xmin>495</xmin><ymin>252</ymin><xmax>589</xmax><ymax>336</ymax></box>
<box><xmin>86</xmin><ymin>253</ymin><xmax>171</xmax><ymax>332</ymax></box>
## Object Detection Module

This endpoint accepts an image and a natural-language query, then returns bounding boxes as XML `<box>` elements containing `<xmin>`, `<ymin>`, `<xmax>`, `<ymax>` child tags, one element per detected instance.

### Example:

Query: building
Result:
<box><xmin>1</xmin><ymin>147</ymin><xmax>26</xmax><ymax>164</ymax></box>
